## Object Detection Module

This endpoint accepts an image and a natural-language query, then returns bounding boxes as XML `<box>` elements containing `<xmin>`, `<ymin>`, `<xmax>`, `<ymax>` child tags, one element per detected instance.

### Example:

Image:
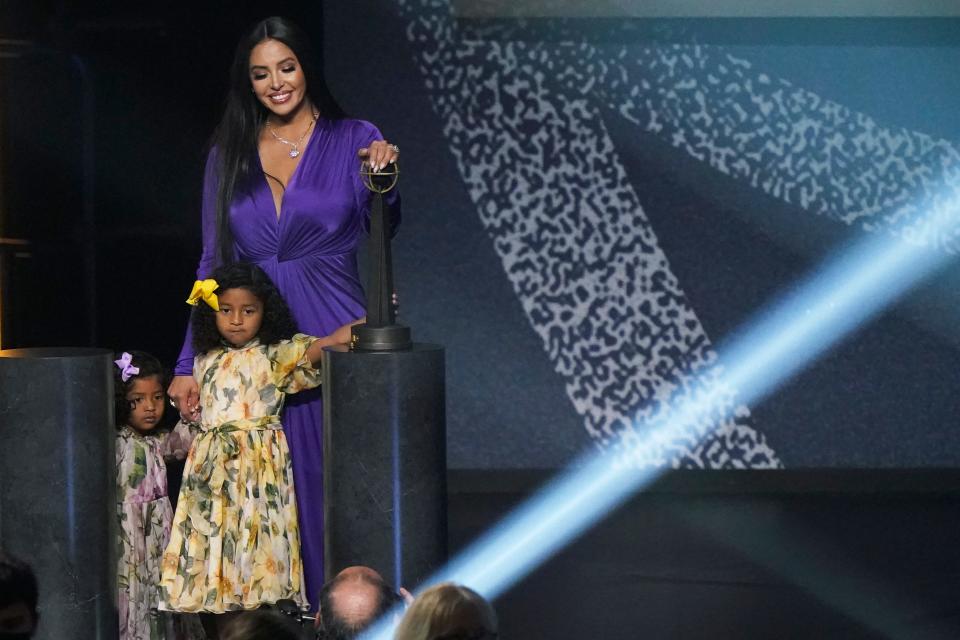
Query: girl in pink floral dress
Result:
<box><xmin>114</xmin><ymin>351</ymin><xmax>204</xmax><ymax>640</ymax></box>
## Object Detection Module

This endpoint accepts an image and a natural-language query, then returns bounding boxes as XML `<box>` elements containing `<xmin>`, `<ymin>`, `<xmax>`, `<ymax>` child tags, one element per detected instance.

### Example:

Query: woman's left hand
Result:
<box><xmin>357</xmin><ymin>140</ymin><xmax>399</xmax><ymax>172</ymax></box>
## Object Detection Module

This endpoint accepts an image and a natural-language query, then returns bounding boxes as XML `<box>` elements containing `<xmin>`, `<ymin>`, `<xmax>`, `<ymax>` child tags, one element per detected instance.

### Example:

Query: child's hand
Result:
<box><xmin>329</xmin><ymin>321</ymin><xmax>360</xmax><ymax>346</ymax></box>
<box><xmin>305</xmin><ymin>320</ymin><xmax>363</xmax><ymax>366</ymax></box>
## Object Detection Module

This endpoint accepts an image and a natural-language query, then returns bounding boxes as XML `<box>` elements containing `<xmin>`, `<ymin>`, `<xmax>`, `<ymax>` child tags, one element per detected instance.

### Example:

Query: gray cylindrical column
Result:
<box><xmin>323</xmin><ymin>344</ymin><xmax>446</xmax><ymax>590</ymax></box>
<box><xmin>0</xmin><ymin>348</ymin><xmax>116</xmax><ymax>640</ymax></box>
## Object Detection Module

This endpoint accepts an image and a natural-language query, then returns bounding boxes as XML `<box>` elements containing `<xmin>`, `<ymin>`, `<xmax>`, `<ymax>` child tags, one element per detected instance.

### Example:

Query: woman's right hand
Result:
<box><xmin>168</xmin><ymin>375</ymin><xmax>201</xmax><ymax>423</ymax></box>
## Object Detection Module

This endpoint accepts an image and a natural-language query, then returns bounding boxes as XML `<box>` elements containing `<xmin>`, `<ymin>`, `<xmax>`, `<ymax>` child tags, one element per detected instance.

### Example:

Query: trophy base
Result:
<box><xmin>351</xmin><ymin>323</ymin><xmax>412</xmax><ymax>351</ymax></box>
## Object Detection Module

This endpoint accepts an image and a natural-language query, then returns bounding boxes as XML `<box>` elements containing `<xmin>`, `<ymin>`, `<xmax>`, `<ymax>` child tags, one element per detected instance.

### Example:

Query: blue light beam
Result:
<box><xmin>362</xmin><ymin>195</ymin><xmax>960</xmax><ymax>640</ymax></box>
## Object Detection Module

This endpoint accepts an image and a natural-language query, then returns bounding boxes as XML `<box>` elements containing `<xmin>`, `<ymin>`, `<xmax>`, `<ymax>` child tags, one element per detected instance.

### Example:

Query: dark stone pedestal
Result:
<box><xmin>0</xmin><ymin>348</ymin><xmax>116</xmax><ymax>640</ymax></box>
<box><xmin>322</xmin><ymin>344</ymin><xmax>446</xmax><ymax>590</ymax></box>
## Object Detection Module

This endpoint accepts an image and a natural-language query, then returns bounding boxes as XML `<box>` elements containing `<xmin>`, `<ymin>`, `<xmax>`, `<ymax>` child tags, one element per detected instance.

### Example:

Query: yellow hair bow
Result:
<box><xmin>186</xmin><ymin>279</ymin><xmax>220</xmax><ymax>311</ymax></box>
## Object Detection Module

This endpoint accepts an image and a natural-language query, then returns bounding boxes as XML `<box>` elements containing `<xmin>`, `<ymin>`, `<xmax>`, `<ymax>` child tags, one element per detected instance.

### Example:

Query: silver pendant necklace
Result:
<box><xmin>266</xmin><ymin>111</ymin><xmax>319</xmax><ymax>158</ymax></box>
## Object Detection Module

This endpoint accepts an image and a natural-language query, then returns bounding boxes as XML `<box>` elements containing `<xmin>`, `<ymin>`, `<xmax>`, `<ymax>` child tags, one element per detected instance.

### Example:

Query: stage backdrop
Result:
<box><xmin>323</xmin><ymin>1</ymin><xmax>960</xmax><ymax>469</ymax></box>
<box><xmin>7</xmin><ymin>3</ymin><xmax>956</xmax><ymax>471</ymax></box>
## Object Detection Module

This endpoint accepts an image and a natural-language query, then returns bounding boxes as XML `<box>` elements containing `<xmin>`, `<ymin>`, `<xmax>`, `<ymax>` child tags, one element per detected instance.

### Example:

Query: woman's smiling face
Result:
<box><xmin>249</xmin><ymin>38</ymin><xmax>308</xmax><ymax>119</ymax></box>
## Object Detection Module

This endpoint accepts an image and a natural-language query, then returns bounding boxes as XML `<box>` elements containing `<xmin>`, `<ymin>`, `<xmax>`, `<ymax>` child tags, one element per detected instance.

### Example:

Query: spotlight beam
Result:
<box><xmin>362</xmin><ymin>197</ymin><xmax>959</xmax><ymax>640</ymax></box>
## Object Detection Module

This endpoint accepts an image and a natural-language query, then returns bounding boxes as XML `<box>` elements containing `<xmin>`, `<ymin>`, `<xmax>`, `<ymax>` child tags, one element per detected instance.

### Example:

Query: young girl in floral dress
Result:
<box><xmin>159</xmin><ymin>262</ymin><xmax>354</xmax><ymax>630</ymax></box>
<box><xmin>114</xmin><ymin>351</ymin><xmax>203</xmax><ymax>640</ymax></box>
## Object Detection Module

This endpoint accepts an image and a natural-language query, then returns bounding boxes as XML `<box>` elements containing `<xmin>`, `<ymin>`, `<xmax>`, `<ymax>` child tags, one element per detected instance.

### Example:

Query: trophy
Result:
<box><xmin>352</xmin><ymin>159</ymin><xmax>411</xmax><ymax>350</ymax></box>
<box><xmin>324</xmin><ymin>156</ymin><xmax>446</xmax><ymax>590</ymax></box>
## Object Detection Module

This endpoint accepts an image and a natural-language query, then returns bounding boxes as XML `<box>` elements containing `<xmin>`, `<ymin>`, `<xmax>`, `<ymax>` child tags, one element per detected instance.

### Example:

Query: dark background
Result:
<box><xmin>3</xmin><ymin>2</ymin><xmax>960</xmax><ymax>469</ymax></box>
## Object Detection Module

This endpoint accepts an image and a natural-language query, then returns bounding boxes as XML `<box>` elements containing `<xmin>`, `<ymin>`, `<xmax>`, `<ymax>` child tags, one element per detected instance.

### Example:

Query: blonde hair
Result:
<box><xmin>394</xmin><ymin>582</ymin><xmax>497</xmax><ymax>640</ymax></box>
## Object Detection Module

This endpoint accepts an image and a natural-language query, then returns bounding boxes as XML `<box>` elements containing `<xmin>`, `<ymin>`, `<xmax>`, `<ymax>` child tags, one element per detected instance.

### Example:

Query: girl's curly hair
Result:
<box><xmin>113</xmin><ymin>350</ymin><xmax>173</xmax><ymax>430</ymax></box>
<box><xmin>191</xmin><ymin>262</ymin><xmax>299</xmax><ymax>354</ymax></box>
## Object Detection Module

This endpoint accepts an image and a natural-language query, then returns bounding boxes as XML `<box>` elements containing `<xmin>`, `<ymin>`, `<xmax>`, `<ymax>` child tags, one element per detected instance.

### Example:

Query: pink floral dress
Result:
<box><xmin>116</xmin><ymin>423</ymin><xmax>203</xmax><ymax>639</ymax></box>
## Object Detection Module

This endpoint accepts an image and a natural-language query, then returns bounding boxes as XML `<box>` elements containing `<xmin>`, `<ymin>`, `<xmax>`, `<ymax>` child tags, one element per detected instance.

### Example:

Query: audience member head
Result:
<box><xmin>394</xmin><ymin>582</ymin><xmax>497</xmax><ymax>640</ymax></box>
<box><xmin>317</xmin><ymin>566</ymin><xmax>403</xmax><ymax>639</ymax></box>
<box><xmin>0</xmin><ymin>551</ymin><xmax>39</xmax><ymax>638</ymax></box>
<box><xmin>219</xmin><ymin>608</ymin><xmax>302</xmax><ymax>640</ymax></box>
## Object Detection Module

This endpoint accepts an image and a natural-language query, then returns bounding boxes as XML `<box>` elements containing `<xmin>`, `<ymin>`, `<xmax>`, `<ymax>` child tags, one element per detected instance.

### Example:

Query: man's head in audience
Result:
<box><xmin>0</xmin><ymin>552</ymin><xmax>39</xmax><ymax>638</ymax></box>
<box><xmin>316</xmin><ymin>566</ymin><xmax>404</xmax><ymax>639</ymax></box>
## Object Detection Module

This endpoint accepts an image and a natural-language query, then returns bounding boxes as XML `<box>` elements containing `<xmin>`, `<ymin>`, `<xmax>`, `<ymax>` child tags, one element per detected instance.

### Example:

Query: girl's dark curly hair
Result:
<box><xmin>113</xmin><ymin>350</ymin><xmax>173</xmax><ymax>430</ymax></box>
<box><xmin>191</xmin><ymin>262</ymin><xmax>299</xmax><ymax>354</ymax></box>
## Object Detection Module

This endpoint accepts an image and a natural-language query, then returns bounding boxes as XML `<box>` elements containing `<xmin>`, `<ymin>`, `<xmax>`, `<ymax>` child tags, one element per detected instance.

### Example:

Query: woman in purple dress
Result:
<box><xmin>167</xmin><ymin>16</ymin><xmax>399</xmax><ymax>610</ymax></box>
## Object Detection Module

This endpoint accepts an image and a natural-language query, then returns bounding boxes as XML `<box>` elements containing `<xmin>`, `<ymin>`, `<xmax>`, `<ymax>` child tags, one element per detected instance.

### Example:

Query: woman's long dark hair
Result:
<box><xmin>212</xmin><ymin>16</ymin><xmax>345</xmax><ymax>265</ymax></box>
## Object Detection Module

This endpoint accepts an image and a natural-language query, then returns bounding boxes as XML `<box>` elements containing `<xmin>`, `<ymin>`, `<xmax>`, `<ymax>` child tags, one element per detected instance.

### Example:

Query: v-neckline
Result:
<box><xmin>257</xmin><ymin>117</ymin><xmax>322</xmax><ymax>222</ymax></box>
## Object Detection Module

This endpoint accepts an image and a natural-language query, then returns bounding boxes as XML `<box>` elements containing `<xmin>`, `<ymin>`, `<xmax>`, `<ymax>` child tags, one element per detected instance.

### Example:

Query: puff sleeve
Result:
<box><xmin>268</xmin><ymin>334</ymin><xmax>323</xmax><ymax>394</ymax></box>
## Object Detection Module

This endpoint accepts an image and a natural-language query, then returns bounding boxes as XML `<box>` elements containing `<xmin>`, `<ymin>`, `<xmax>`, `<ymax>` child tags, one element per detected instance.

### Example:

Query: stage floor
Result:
<box><xmin>448</xmin><ymin>469</ymin><xmax>960</xmax><ymax>639</ymax></box>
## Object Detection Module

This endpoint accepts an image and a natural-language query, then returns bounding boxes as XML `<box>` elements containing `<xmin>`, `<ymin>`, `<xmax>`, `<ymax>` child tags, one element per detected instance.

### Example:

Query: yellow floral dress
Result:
<box><xmin>159</xmin><ymin>334</ymin><xmax>320</xmax><ymax>613</ymax></box>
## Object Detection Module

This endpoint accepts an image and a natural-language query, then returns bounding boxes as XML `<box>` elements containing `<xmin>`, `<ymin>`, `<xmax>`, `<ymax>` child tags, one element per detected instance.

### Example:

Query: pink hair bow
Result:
<box><xmin>114</xmin><ymin>352</ymin><xmax>140</xmax><ymax>382</ymax></box>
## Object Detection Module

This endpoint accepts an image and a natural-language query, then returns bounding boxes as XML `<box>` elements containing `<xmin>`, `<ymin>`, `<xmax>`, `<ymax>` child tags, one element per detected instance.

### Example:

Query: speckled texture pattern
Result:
<box><xmin>397</xmin><ymin>0</ymin><xmax>783</xmax><ymax>468</ymax></box>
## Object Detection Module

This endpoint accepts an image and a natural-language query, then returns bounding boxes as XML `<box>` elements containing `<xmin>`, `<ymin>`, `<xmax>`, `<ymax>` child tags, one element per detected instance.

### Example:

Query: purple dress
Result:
<box><xmin>176</xmin><ymin>117</ymin><xmax>400</xmax><ymax>605</ymax></box>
